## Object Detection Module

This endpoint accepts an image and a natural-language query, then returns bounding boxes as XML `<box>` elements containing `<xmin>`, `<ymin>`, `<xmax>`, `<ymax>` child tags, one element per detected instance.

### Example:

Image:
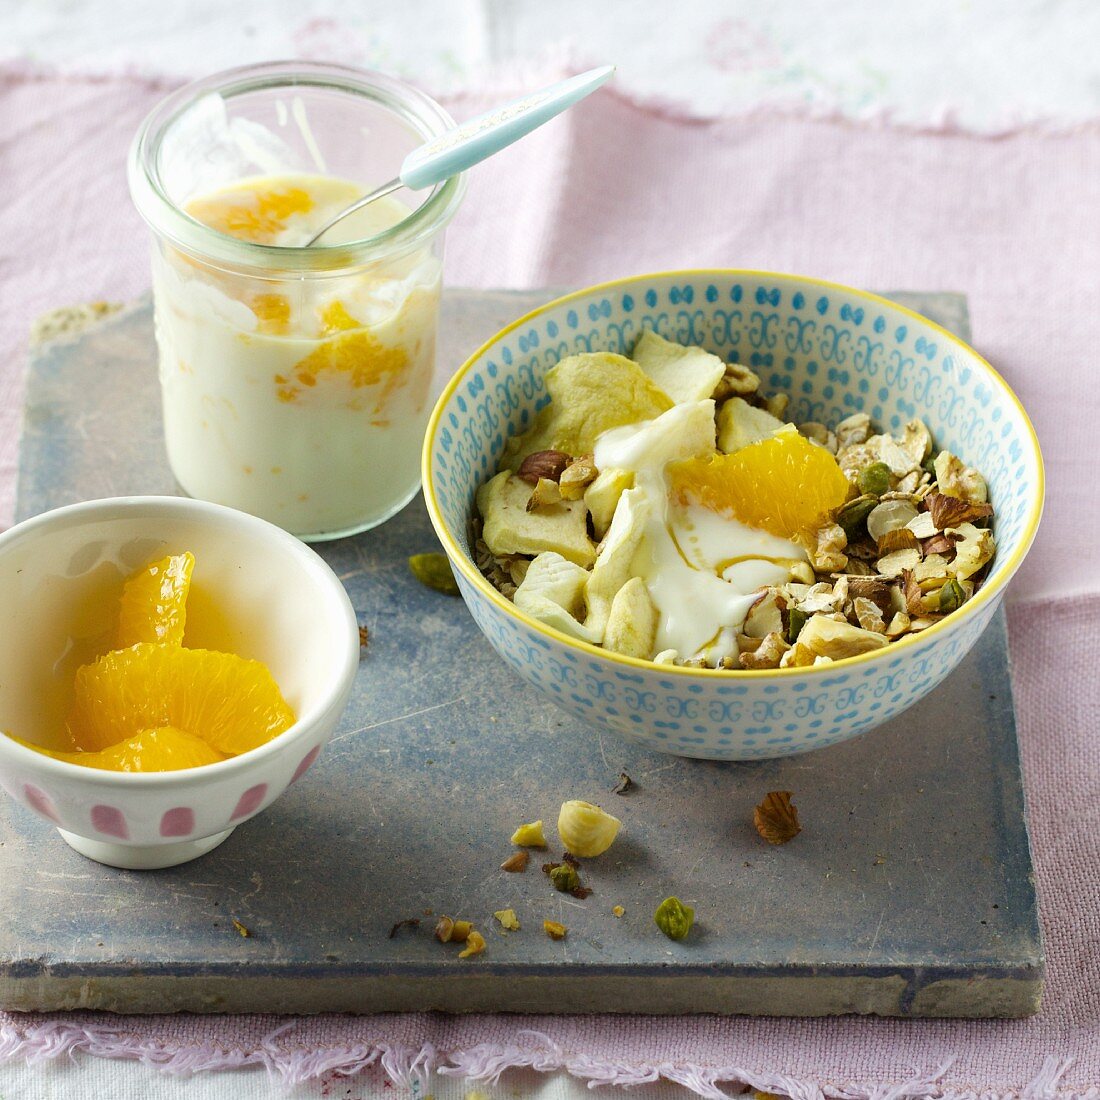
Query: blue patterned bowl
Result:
<box><xmin>423</xmin><ymin>272</ymin><xmax>1043</xmax><ymax>759</ymax></box>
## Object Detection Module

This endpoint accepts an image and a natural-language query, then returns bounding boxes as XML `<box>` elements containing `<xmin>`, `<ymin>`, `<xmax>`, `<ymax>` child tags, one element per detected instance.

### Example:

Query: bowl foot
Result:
<box><xmin>57</xmin><ymin>827</ymin><xmax>234</xmax><ymax>869</ymax></box>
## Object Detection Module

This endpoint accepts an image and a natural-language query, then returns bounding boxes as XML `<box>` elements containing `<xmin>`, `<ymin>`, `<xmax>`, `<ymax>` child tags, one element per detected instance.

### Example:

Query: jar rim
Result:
<box><xmin>128</xmin><ymin>60</ymin><xmax>466</xmax><ymax>275</ymax></box>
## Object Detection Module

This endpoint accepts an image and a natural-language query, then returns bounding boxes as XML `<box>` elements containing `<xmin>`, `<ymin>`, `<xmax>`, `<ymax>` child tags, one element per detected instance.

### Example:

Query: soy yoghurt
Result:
<box><xmin>155</xmin><ymin>172</ymin><xmax>441</xmax><ymax>538</ymax></box>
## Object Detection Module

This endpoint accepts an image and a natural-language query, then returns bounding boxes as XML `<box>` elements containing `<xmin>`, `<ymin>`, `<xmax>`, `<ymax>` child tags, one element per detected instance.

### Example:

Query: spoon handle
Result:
<box><xmin>399</xmin><ymin>65</ymin><xmax>615</xmax><ymax>191</ymax></box>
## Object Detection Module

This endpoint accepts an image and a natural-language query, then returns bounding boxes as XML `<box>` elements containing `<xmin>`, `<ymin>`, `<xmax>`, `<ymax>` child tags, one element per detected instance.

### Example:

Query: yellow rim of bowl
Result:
<box><xmin>422</xmin><ymin>269</ymin><xmax>1045</xmax><ymax>680</ymax></box>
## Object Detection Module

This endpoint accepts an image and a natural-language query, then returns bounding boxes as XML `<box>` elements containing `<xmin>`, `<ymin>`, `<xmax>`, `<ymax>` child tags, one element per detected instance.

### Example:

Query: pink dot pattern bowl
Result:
<box><xmin>0</xmin><ymin>497</ymin><xmax>360</xmax><ymax>869</ymax></box>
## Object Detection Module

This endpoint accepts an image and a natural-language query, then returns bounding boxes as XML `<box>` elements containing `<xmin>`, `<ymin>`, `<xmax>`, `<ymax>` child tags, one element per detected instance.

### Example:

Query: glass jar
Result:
<box><xmin>128</xmin><ymin>62</ymin><xmax>465</xmax><ymax>540</ymax></box>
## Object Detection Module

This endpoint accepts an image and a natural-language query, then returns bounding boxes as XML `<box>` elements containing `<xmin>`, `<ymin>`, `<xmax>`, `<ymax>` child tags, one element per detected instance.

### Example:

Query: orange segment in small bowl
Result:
<box><xmin>668</xmin><ymin>429</ymin><xmax>852</xmax><ymax>540</ymax></box>
<box><xmin>17</xmin><ymin>726</ymin><xmax>226</xmax><ymax>773</ymax></box>
<box><xmin>68</xmin><ymin>642</ymin><xmax>296</xmax><ymax>755</ymax></box>
<box><xmin>116</xmin><ymin>551</ymin><xmax>195</xmax><ymax>647</ymax></box>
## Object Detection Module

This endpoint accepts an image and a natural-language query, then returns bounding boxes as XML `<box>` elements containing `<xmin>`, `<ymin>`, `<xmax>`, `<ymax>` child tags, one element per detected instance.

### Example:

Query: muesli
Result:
<box><xmin>473</xmin><ymin>332</ymin><xmax>995</xmax><ymax>670</ymax></box>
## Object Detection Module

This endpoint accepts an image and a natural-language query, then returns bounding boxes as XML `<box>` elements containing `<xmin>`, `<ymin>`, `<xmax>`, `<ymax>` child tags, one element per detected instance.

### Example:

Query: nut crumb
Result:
<box><xmin>753</xmin><ymin>791</ymin><xmax>801</xmax><ymax>845</ymax></box>
<box><xmin>544</xmin><ymin>920</ymin><xmax>568</xmax><ymax>940</ymax></box>
<box><xmin>922</xmin><ymin>532</ymin><xmax>958</xmax><ymax>558</ymax></box>
<box><xmin>739</xmin><ymin>631</ymin><xmax>789</xmax><ymax>669</ymax></box>
<box><xmin>434</xmin><ymin>916</ymin><xmax>471</xmax><ymax>943</ymax></box>
<box><xmin>802</xmin><ymin>521</ymin><xmax>848</xmax><ymax>572</ymax></box>
<box><xmin>612</xmin><ymin>771</ymin><xmax>634</xmax><ymax>795</ymax></box>
<box><xmin>525</xmin><ymin>476</ymin><xmax>563</xmax><ymax>512</ymax></box>
<box><xmin>925</xmin><ymin>490</ymin><xmax>994</xmax><ymax>530</ymax></box>
<box><xmin>458</xmin><ymin>930</ymin><xmax>486</xmax><ymax>958</ymax></box>
<box><xmin>558</xmin><ymin>454</ymin><xmax>599</xmax><ymax>499</ymax></box>
<box><xmin>876</xmin><ymin>527</ymin><xmax>921</xmax><ymax>555</ymax></box>
<box><xmin>612</xmin><ymin>905</ymin><xmax>625</xmax><ymax>918</ymax></box>
<box><xmin>901</xmin><ymin>569</ymin><xmax>928</xmax><ymax>616</ymax></box>
<box><xmin>501</xmin><ymin>850</ymin><xmax>529</xmax><ymax>873</ymax></box>
<box><xmin>516</xmin><ymin>449</ymin><xmax>571</xmax><ymax>484</ymax></box>
<box><xmin>713</xmin><ymin>360</ymin><xmax>761</xmax><ymax>399</ymax></box>
<box><xmin>511</xmin><ymin>820</ymin><xmax>547</xmax><ymax>848</ymax></box>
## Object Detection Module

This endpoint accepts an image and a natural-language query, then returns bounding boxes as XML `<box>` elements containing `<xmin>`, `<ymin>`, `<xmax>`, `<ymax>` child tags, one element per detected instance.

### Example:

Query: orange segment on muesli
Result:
<box><xmin>668</xmin><ymin>428</ymin><xmax>852</xmax><ymax>539</ymax></box>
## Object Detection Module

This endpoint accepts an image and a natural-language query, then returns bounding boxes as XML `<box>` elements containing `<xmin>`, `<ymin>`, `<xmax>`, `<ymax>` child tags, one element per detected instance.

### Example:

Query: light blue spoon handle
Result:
<box><xmin>399</xmin><ymin>65</ymin><xmax>615</xmax><ymax>191</ymax></box>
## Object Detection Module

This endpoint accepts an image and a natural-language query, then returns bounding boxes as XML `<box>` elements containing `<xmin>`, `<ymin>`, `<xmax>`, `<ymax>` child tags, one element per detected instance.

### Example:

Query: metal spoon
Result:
<box><xmin>304</xmin><ymin>65</ymin><xmax>614</xmax><ymax>246</ymax></box>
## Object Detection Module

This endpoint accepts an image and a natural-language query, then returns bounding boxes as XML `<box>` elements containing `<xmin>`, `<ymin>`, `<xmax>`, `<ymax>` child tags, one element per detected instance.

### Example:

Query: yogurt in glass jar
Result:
<box><xmin>129</xmin><ymin>63</ymin><xmax>465</xmax><ymax>540</ymax></box>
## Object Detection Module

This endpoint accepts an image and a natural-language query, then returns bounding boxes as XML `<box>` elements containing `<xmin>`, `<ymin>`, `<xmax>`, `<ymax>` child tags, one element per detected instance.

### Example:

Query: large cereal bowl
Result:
<box><xmin>0</xmin><ymin>496</ymin><xmax>359</xmax><ymax>868</ymax></box>
<box><xmin>423</xmin><ymin>272</ymin><xmax>1043</xmax><ymax>761</ymax></box>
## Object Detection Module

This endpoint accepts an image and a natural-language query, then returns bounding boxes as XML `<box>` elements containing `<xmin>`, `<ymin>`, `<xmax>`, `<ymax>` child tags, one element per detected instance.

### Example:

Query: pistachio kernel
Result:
<box><xmin>653</xmin><ymin>896</ymin><xmax>694</xmax><ymax>941</ymax></box>
<box><xmin>837</xmin><ymin>495</ymin><xmax>877</xmax><ymax>536</ymax></box>
<box><xmin>858</xmin><ymin>462</ymin><xmax>892</xmax><ymax>497</ymax></box>
<box><xmin>787</xmin><ymin>607</ymin><xmax>809</xmax><ymax>644</ymax></box>
<box><xmin>938</xmin><ymin>577</ymin><xmax>967</xmax><ymax>613</ymax></box>
<box><xmin>408</xmin><ymin>552</ymin><xmax>460</xmax><ymax>596</ymax></box>
<box><xmin>548</xmin><ymin>863</ymin><xmax>581</xmax><ymax>893</ymax></box>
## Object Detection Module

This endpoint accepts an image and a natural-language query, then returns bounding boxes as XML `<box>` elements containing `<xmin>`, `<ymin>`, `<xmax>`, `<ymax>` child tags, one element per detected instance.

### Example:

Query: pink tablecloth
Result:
<box><xmin>0</xmin><ymin>66</ymin><xmax>1098</xmax><ymax>1098</ymax></box>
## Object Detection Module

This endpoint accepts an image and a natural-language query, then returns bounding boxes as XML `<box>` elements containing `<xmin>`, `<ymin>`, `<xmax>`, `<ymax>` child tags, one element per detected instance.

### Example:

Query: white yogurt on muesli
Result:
<box><xmin>594</xmin><ymin>404</ymin><xmax>804</xmax><ymax>664</ymax></box>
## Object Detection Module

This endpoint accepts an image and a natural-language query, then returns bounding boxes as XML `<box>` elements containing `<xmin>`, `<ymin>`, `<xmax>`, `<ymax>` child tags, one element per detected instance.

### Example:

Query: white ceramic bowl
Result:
<box><xmin>0</xmin><ymin>496</ymin><xmax>359</xmax><ymax>868</ymax></box>
<box><xmin>424</xmin><ymin>271</ymin><xmax>1044</xmax><ymax>760</ymax></box>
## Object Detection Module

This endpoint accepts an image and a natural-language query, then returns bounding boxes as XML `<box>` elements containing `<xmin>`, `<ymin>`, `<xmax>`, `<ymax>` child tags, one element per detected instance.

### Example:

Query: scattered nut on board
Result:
<box><xmin>558</xmin><ymin>800</ymin><xmax>622</xmax><ymax>857</ymax></box>
<box><xmin>494</xmin><ymin>909</ymin><xmax>520</xmax><ymax>931</ymax></box>
<box><xmin>500</xmin><ymin>850</ymin><xmax>529</xmax><ymax>872</ymax></box>
<box><xmin>753</xmin><ymin>791</ymin><xmax>802</xmax><ymax>845</ymax></box>
<box><xmin>458</xmin><ymin>930</ymin><xmax>486</xmax><ymax>958</ymax></box>
<box><xmin>510</xmin><ymin>820</ymin><xmax>547</xmax><ymax>848</ymax></box>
